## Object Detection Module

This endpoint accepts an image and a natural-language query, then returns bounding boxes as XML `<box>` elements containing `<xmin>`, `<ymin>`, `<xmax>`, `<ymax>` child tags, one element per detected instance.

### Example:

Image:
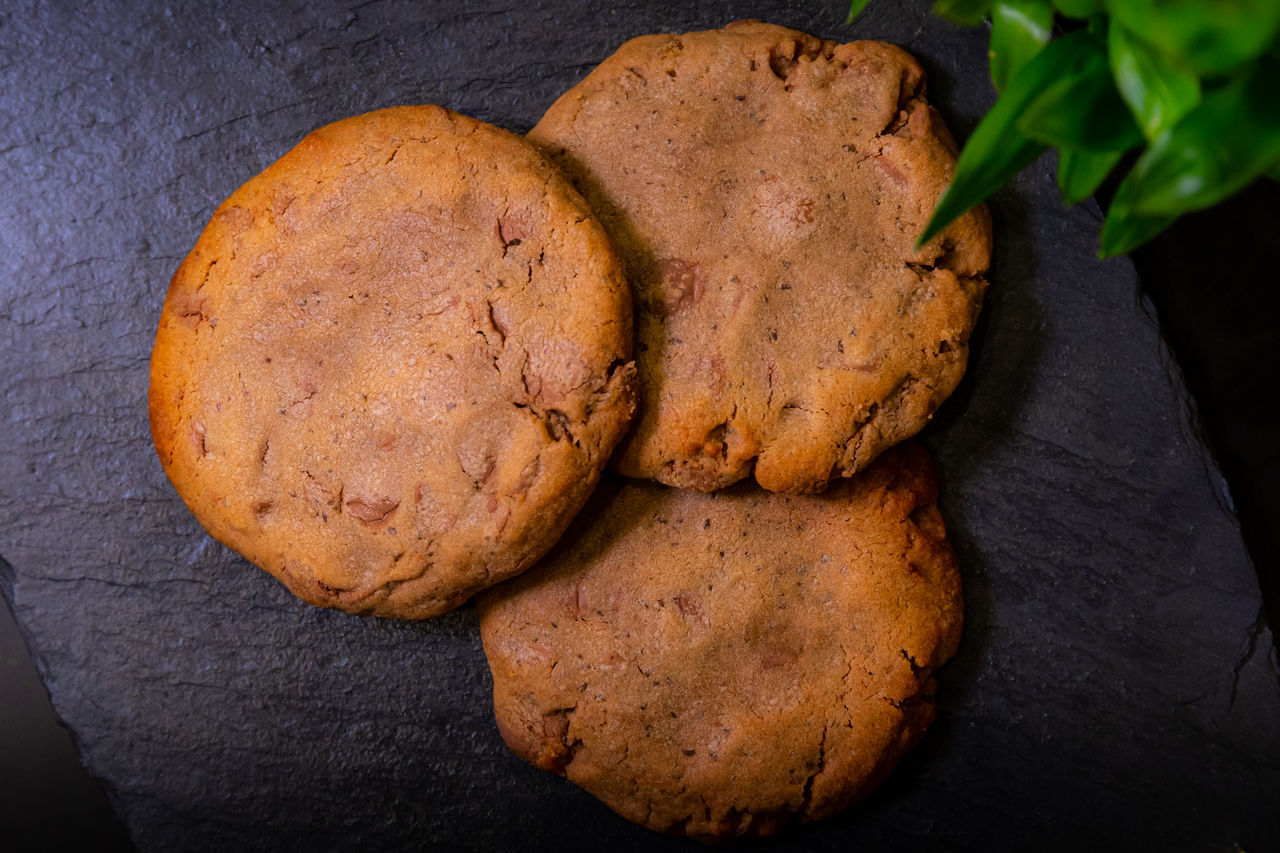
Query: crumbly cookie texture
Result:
<box><xmin>150</xmin><ymin>106</ymin><xmax>635</xmax><ymax>619</ymax></box>
<box><xmin>530</xmin><ymin>20</ymin><xmax>992</xmax><ymax>493</ymax></box>
<box><xmin>478</xmin><ymin>442</ymin><xmax>963</xmax><ymax>842</ymax></box>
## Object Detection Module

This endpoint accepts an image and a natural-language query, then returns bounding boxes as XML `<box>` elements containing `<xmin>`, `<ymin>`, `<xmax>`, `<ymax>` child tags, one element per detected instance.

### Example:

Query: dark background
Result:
<box><xmin>2</xmin><ymin>1</ymin><xmax>1277</xmax><ymax>850</ymax></box>
<box><xmin>1129</xmin><ymin>182</ymin><xmax>1280</xmax><ymax>627</ymax></box>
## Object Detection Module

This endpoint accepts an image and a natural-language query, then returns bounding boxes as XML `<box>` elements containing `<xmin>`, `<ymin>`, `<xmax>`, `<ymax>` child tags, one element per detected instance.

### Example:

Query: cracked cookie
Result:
<box><xmin>150</xmin><ymin>106</ymin><xmax>636</xmax><ymax>619</ymax></box>
<box><xmin>529</xmin><ymin>20</ymin><xmax>992</xmax><ymax>493</ymax></box>
<box><xmin>477</xmin><ymin>442</ymin><xmax>962</xmax><ymax>841</ymax></box>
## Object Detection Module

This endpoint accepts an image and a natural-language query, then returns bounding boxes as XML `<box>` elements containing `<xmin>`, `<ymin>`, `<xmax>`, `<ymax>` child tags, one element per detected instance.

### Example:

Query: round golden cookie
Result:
<box><xmin>477</xmin><ymin>442</ymin><xmax>962</xmax><ymax>841</ymax></box>
<box><xmin>529</xmin><ymin>21</ymin><xmax>993</xmax><ymax>493</ymax></box>
<box><xmin>150</xmin><ymin>106</ymin><xmax>636</xmax><ymax>619</ymax></box>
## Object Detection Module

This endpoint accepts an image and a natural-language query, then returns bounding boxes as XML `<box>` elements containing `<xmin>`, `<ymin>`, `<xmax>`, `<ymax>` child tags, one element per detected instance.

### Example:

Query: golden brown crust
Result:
<box><xmin>477</xmin><ymin>442</ymin><xmax>963</xmax><ymax>841</ymax></box>
<box><xmin>150</xmin><ymin>106</ymin><xmax>635</xmax><ymax>619</ymax></box>
<box><xmin>529</xmin><ymin>21</ymin><xmax>993</xmax><ymax>493</ymax></box>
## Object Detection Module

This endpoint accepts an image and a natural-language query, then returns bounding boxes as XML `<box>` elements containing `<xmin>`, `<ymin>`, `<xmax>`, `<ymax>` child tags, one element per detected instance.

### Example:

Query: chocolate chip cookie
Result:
<box><xmin>478</xmin><ymin>442</ymin><xmax>963</xmax><ymax>841</ymax></box>
<box><xmin>529</xmin><ymin>21</ymin><xmax>992</xmax><ymax>493</ymax></box>
<box><xmin>150</xmin><ymin>106</ymin><xmax>635</xmax><ymax>619</ymax></box>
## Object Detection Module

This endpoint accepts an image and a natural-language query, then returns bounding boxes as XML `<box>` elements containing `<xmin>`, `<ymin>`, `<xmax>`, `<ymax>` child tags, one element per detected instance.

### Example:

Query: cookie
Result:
<box><xmin>478</xmin><ymin>442</ymin><xmax>962</xmax><ymax>841</ymax></box>
<box><xmin>529</xmin><ymin>21</ymin><xmax>992</xmax><ymax>493</ymax></box>
<box><xmin>150</xmin><ymin>106</ymin><xmax>636</xmax><ymax>619</ymax></box>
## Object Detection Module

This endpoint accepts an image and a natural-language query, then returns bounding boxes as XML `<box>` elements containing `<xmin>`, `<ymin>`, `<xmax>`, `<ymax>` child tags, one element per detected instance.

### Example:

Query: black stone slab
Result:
<box><xmin>1</xmin><ymin>1</ymin><xmax>1276</xmax><ymax>850</ymax></box>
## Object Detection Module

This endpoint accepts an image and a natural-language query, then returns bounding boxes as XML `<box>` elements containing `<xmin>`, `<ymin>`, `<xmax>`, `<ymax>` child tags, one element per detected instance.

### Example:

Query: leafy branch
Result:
<box><xmin>850</xmin><ymin>0</ymin><xmax>1280</xmax><ymax>256</ymax></box>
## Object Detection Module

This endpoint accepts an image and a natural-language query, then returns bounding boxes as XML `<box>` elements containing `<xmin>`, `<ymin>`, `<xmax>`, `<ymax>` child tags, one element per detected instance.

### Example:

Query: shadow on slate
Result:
<box><xmin>0</xmin><ymin>1</ymin><xmax>1277</xmax><ymax>851</ymax></box>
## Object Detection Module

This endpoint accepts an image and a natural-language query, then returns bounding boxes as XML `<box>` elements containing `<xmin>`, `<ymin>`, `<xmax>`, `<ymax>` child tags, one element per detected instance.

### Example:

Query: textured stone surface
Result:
<box><xmin>0</xmin><ymin>1</ymin><xmax>1276</xmax><ymax>851</ymax></box>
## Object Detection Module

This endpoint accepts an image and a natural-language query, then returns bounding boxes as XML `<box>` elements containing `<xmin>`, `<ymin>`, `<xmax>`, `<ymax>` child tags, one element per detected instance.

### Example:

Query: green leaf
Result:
<box><xmin>1108</xmin><ymin>0</ymin><xmax>1280</xmax><ymax>76</ymax></box>
<box><xmin>1108</xmin><ymin>20</ymin><xmax>1201</xmax><ymax>140</ymax></box>
<box><xmin>1099</xmin><ymin>166</ymin><xmax>1175</xmax><ymax>256</ymax></box>
<box><xmin>1098</xmin><ymin>206</ymin><xmax>1177</xmax><ymax>256</ymax></box>
<box><xmin>990</xmin><ymin>0</ymin><xmax>1054</xmax><ymax>93</ymax></box>
<box><xmin>918</xmin><ymin>31</ymin><xmax>1100</xmax><ymax>247</ymax></box>
<box><xmin>1052</xmin><ymin>0</ymin><xmax>1103</xmax><ymax>18</ymax></box>
<box><xmin>933</xmin><ymin>0</ymin><xmax>993</xmax><ymax>27</ymax></box>
<box><xmin>1268</xmin><ymin>161</ymin><xmax>1280</xmax><ymax>182</ymax></box>
<box><xmin>1018</xmin><ymin>38</ymin><xmax>1144</xmax><ymax>151</ymax></box>
<box><xmin>1123</xmin><ymin>55</ymin><xmax>1280</xmax><ymax>217</ymax></box>
<box><xmin>845</xmin><ymin>0</ymin><xmax>874</xmax><ymax>25</ymax></box>
<box><xmin>1058</xmin><ymin>148</ymin><xmax>1124</xmax><ymax>204</ymax></box>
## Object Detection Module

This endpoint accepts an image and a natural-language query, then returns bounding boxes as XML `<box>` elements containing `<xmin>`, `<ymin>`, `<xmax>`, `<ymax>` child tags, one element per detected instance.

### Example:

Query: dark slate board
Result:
<box><xmin>1</xmin><ymin>1</ymin><xmax>1277</xmax><ymax>850</ymax></box>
